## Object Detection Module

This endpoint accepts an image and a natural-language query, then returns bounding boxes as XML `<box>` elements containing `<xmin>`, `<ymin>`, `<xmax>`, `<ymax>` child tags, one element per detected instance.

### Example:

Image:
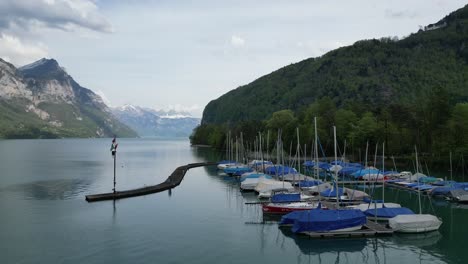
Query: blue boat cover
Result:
<box><xmin>416</xmin><ymin>185</ymin><xmax>435</xmax><ymax>191</ymax></box>
<box><xmin>271</xmin><ymin>193</ymin><xmax>301</xmax><ymax>203</ymax></box>
<box><xmin>432</xmin><ymin>180</ymin><xmax>456</xmax><ymax>186</ymax></box>
<box><xmin>265</xmin><ymin>166</ymin><xmax>297</xmax><ymax>175</ymax></box>
<box><xmin>351</xmin><ymin>169</ymin><xmax>380</xmax><ymax>178</ymax></box>
<box><xmin>430</xmin><ymin>183</ymin><xmax>468</xmax><ymax>196</ymax></box>
<box><xmin>431</xmin><ymin>186</ymin><xmax>459</xmax><ymax>196</ymax></box>
<box><xmin>280</xmin><ymin>211</ymin><xmax>303</xmax><ymax>226</ymax></box>
<box><xmin>364</xmin><ymin>207</ymin><xmax>414</xmax><ymax>218</ymax></box>
<box><xmin>240</xmin><ymin>173</ymin><xmax>271</xmax><ymax>182</ymax></box>
<box><xmin>303</xmin><ymin>161</ymin><xmax>331</xmax><ymax>171</ymax></box>
<box><xmin>320</xmin><ymin>183</ymin><xmax>344</xmax><ymax>197</ymax></box>
<box><xmin>224</xmin><ymin>166</ymin><xmax>253</xmax><ymax>175</ymax></box>
<box><xmin>297</xmin><ymin>180</ymin><xmax>322</xmax><ymax>187</ymax></box>
<box><xmin>338</xmin><ymin>167</ymin><xmax>362</xmax><ymax>176</ymax></box>
<box><xmin>363</xmin><ymin>197</ymin><xmax>383</xmax><ymax>203</ymax></box>
<box><xmin>291</xmin><ymin>209</ymin><xmax>367</xmax><ymax>233</ymax></box>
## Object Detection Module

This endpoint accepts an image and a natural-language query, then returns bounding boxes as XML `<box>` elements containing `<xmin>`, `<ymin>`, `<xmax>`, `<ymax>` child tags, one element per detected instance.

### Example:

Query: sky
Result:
<box><xmin>0</xmin><ymin>0</ymin><xmax>466</xmax><ymax>117</ymax></box>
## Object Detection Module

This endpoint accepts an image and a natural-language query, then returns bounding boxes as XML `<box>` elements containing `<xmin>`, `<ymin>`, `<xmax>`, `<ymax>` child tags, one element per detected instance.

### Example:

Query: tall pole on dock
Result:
<box><xmin>111</xmin><ymin>137</ymin><xmax>118</xmax><ymax>193</ymax></box>
<box><xmin>114</xmin><ymin>151</ymin><xmax>116</xmax><ymax>193</ymax></box>
<box><xmin>333</xmin><ymin>126</ymin><xmax>339</xmax><ymax>208</ymax></box>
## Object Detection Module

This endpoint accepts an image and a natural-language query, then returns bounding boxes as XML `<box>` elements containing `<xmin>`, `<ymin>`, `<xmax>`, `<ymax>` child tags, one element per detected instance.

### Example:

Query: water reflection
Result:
<box><xmin>1</xmin><ymin>178</ymin><xmax>92</xmax><ymax>200</ymax></box>
<box><xmin>391</xmin><ymin>232</ymin><xmax>442</xmax><ymax>248</ymax></box>
<box><xmin>277</xmin><ymin>228</ymin><xmax>447</xmax><ymax>264</ymax></box>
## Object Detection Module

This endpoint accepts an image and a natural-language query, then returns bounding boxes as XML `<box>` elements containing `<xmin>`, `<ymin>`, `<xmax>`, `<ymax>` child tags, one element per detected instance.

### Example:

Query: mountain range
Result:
<box><xmin>111</xmin><ymin>104</ymin><xmax>200</xmax><ymax>138</ymax></box>
<box><xmin>0</xmin><ymin>58</ymin><xmax>199</xmax><ymax>139</ymax></box>
<box><xmin>0</xmin><ymin>58</ymin><xmax>136</xmax><ymax>138</ymax></box>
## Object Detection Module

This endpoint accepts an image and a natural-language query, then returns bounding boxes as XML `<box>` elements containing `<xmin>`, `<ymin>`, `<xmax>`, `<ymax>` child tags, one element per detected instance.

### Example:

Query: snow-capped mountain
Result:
<box><xmin>0</xmin><ymin>58</ymin><xmax>136</xmax><ymax>138</ymax></box>
<box><xmin>112</xmin><ymin>104</ymin><xmax>200</xmax><ymax>137</ymax></box>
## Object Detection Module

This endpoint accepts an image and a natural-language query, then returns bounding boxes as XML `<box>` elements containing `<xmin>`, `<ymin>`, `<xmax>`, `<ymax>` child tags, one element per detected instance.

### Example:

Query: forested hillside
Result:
<box><xmin>193</xmin><ymin>5</ymin><xmax>468</xmax><ymax>158</ymax></box>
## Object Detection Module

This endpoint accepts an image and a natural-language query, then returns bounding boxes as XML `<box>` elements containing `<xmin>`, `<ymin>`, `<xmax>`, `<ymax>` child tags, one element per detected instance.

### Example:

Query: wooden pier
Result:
<box><xmin>301</xmin><ymin>220</ymin><xmax>393</xmax><ymax>238</ymax></box>
<box><xmin>85</xmin><ymin>162</ymin><xmax>217</xmax><ymax>202</ymax></box>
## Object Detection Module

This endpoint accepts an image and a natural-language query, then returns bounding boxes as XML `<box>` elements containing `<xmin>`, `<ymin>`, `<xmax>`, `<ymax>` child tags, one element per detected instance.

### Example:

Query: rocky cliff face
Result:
<box><xmin>0</xmin><ymin>58</ymin><xmax>136</xmax><ymax>138</ymax></box>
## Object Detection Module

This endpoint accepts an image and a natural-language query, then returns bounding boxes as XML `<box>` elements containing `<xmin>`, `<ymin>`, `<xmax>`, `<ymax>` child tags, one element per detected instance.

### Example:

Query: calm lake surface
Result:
<box><xmin>1</xmin><ymin>138</ymin><xmax>468</xmax><ymax>264</ymax></box>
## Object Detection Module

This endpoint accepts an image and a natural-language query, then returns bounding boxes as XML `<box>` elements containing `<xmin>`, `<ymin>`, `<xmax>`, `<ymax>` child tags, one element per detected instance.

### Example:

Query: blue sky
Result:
<box><xmin>0</xmin><ymin>0</ymin><xmax>466</xmax><ymax>117</ymax></box>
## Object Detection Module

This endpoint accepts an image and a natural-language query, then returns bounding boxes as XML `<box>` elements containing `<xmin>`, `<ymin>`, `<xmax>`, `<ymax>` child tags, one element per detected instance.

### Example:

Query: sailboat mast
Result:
<box><xmin>334</xmin><ymin>126</ymin><xmax>339</xmax><ymax>208</ymax></box>
<box><xmin>450</xmin><ymin>151</ymin><xmax>453</xmax><ymax>182</ymax></box>
<box><xmin>365</xmin><ymin>141</ymin><xmax>369</xmax><ymax>168</ymax></box>
<box><xmin>382</xmin><ymin>142</ymin><xmax>385</xmax><ymax>203</ymax></box>
<box><xmin>415</xmin><ymin>145</ymin><xmax>422</xmax><ymax>214</ymax></box>
<box><xmin>314</xmin><ymin>117</ymin><xmax>319</xmax><ymax>181</ymax></box>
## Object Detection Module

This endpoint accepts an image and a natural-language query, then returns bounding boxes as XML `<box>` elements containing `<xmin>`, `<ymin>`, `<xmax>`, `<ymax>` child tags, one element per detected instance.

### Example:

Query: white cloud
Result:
<box><xmin>231</xmin><ymin>35</ymin><xmax>245</xmax><ymax>48</ymax></box>
<box><xmin>0</xmin><ymin>33</ymin><xmax>48</xmax><ymax>66</ymax></box>
<box><xmin>0</xmin><ymin>0</ymin><xmax>112</xmax><ymax>33</ymax></box>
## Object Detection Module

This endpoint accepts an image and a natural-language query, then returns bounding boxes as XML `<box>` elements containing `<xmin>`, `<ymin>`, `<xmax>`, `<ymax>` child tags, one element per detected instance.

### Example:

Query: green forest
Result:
<box><xmin>191</xmin><ymin>5</ymin><xmax>468</xmax><ymax>163</ymax></box>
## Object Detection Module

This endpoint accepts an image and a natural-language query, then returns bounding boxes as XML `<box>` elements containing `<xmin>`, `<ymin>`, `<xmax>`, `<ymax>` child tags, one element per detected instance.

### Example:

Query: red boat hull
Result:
<box><xmin>262</xmin><ymin>203</ymin><xmax>324</xmax><ymax>214</ymax></box>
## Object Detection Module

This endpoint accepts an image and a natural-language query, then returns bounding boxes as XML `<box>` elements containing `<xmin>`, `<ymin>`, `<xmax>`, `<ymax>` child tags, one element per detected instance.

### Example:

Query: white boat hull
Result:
<box><xmin>302</xmin><ymin>225</ymin><xmax>363</xmax><ymax>235</ymax></box>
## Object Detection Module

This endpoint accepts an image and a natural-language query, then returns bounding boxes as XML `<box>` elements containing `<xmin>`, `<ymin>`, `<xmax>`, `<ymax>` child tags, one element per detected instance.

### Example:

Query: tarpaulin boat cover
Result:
<box><xmin>297</xmin><ymin>180</ymin><xmax>322</xmax><ymax>187</ymax></box>
<box><xmin>448</xmin><ymin>189</ymin><xmax>468</xmax><ymax>198</ymax></box>
<box><xmin>240</xmin><ymin>173</ymin><xmax>270</xmax><ymax>181</ymax></box>
<box><xmin>343</xmin><ymin>188</ymin><xmax>369</xmax><ymax>200</ymax></box>
<box><xmin>224</xmin><ymin>166</ymin><xmax>252</xmax><ymax>175</ymax></box>
<box><xmin>430</xmin><ymin>185</ymin><xmax>468</xmax><ymax>196</ymax></box>
<box><xmin>303</xmin><ymin>161</ymin><xmax>331</xmax><ymax>171</ymax></box>
<box><xmin>413</xmin><ymin>185</ymin><xmax>434</xmax><ymax>191</ymax></box>
<box><xmin>320</xmin><ymin>183</ymin><xmax>344</xmax><ymax>197</ymax></box>
<box><xmin>351</xmin><ymin>169</ymin><xmax>380</xmax><ymax>178</ymax></box>
<box><xmin>265</xmin><ymin>166</ymin><xmax>297</xmax><ymax>175</ymax></box>
<box><xmin>271</xmin><ymin>193</ymin><xmax>301</xmax><ymax>203</ymax></box>
<box><xmin>432</xmin><ymin>180</ymin><xmax>456</xmax><ymax>186</ymax></box>
<box><xmin>280</xmin><ymin>211</ymin><xmax>303</xmax><ymax>226</ymax></box>
<box><xmin>388</xmin><ymin>214</ymin><xmax>442</xmax><ymax>232</ymax></box>
<box><xmin>291</xmin><ymin>209</ymin><xmax>366</xmax><ymax>233</ymax></box>
<box><xmin>254</xmin><ymin>179</ymin><xmax>294</xmax><ymax>193</ymax></box>
<box><xmin>339</xmin><ymin>167</ymin><xmax>362</xmax><ymax>176</ymax></box>
<box><xmin>303</xmin><ymin>182</ymin><xmax>332</xmax><ymax>193</ymax></box>
<box><xmin>364</xmin><ymin>207</ymin><xmax>414</xmax><ymax>218</ymax></box>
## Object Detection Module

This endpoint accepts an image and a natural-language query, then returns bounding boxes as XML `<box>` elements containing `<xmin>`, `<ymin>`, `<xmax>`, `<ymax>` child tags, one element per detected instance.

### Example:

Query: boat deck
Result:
<box><xmin>85</xmin><ymin>162</ymin><xmax>217</xmax><ymax>202</ymax></box>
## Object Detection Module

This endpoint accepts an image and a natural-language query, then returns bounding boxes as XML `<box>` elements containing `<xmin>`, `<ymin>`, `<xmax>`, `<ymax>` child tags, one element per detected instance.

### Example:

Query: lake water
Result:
<box><xmin>0</xmin><ymin>138</ymin><xmax>467</xmax><ymax>264</ymax></box>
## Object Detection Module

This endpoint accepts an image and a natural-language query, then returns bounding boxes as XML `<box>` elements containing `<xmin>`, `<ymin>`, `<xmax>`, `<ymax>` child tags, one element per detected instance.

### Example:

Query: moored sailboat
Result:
<box><xmin>388</xmin><ymin>146</ymin><xmax>442</xmax><ymax>233</ymax></box>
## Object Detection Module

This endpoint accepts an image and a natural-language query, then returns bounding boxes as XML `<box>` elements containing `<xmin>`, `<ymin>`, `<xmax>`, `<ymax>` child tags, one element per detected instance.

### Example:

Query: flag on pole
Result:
<box><xmin>110</xmin><ymin>137</ymin><xmax>118</xmax><ymax>156</ymax></box>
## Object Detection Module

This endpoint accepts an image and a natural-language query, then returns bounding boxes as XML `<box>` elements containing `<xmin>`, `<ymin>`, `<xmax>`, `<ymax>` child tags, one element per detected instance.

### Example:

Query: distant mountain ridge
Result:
<box><xmin>0</xmin><ymin>58</ymin><xmax>136</xmax><ymax>138</ymax></box>
<box><xmin>111</xmin><ymin>104</ymin><xmax>200</xmax><ymax>137</ymax></box>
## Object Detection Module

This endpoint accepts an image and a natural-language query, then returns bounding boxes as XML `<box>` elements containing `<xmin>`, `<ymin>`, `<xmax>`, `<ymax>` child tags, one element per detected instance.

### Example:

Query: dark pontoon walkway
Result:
<box><xmin>85</xmin><ymin>162</ymin><xmax>217</xmax><ymax>202</ymax></box>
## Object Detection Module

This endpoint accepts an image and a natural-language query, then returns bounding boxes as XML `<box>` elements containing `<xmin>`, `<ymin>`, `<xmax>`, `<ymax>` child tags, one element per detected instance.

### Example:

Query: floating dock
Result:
<box><xmin>85</xmin><ymin>162</ymin><xmax>217</xmax><ymax>202</ymax></box>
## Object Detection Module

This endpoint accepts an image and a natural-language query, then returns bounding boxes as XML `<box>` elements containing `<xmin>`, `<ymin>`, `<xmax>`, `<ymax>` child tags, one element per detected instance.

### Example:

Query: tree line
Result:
<box><xmin>191</xmin><ymin>96</ymin><xmax>468</xmax><ymax>166</ymax></box>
